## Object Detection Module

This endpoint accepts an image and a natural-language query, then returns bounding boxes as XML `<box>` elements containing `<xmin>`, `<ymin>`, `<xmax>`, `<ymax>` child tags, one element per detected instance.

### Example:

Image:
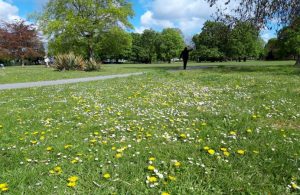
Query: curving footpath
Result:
<box><xmin>0</xmin><ymin>72</ymin><xmax>144</xmax><ymax>90</ymax></box>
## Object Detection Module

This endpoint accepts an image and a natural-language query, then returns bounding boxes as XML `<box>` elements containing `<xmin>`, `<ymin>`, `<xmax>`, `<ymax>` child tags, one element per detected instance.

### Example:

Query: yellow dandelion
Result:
<box><xmin>161</xmin><ymin>192</ymin><xmax>170</xmax><ymax>195</ymax></box>
<box><xmin>64</xmin><ymin>145</ymin><xmax>72</xmax><ymax>149</ymax></box>
<box><xmin>174</xmin><ymin>161</ymin><xmax>181</xmax><ymax>167</ymax></box>
<box><xmin>220</xmin><ymin>148</ymin><xmax>227</xmax><ymax>152</ymax></box>
<box><xmin>54</xmin><ymin>166</ymin><xmax>62</xmax><ymax>174</ymax></box>
<box><xmin>223</xmin><ymin>151</ymin><xmax>230</xmax><ymax>157</ymax></box>
<box><xmin>237</xmin><ymin>150</ymin><xmax>245</xmax><ymax>155</ymax></box>
<box><xmin>68</xmin><ymin>176</ymin><xmax>79</xmax><ymax>182</ymax></box>
<box><xmin>203</xmin><ymin>146</ymin><xmax>210</xmax><ymax>150</ymax></box>
<box><xmin>103</xmin><ymin>173</ymin><xmax>111</xmax><ymax>179</ymax></box>
<box><xmin>115</xmin><ymin>153</ymin><xmax>123</xmax><ymax>159</ymax></box>
<box><xmin>149</xmin><ymin>157</ymin><xmax>155</xmax><ymax>161</ymax></box>
<box><xmin>30</xmin><ymin>140</ymin><xmax>37</xmax><ymax>145</ymax></box>
<box><xmin>71</xmin><ymin>159</ymin><xmax>78</xmax><ymax>164</ymax></box>
<box><xmin>229</xmin><ymin>131</ymin><xmax>236</xmax><ymax>136</ymax></box>
<box><xmin>67</xmin><ymin>182</ymin><xmax>76</xmax><ymax>187</ymax></box>
<box><xmin>0</xmin><ymin>183</ymin><xmax>8</xmax><ymax>192</ymax></box>
<box><xmin>46</xmin><ymin>146</ymin><xmax>53</xmax><ymax>151</ymax></box>
<box><xmin>147</xmin><ymin>165</ymin><xmax>155</xmax><ymax>171</ymax></box>
<box><xmin>147</xmin><ymin>176</ymin><xmax>158</xmax><ymax>183</ymax></box>
<box><xmin>208</xmin><ymin>149</ymin><xmax>215</xmax><ymax>155</ymax></box>
<box><xmin>168</xmin><ymin>175</ymin><xmax>176</xmax><ymax>181</ymax></box>
<box><xmin>292</xmin><ymin>183</ymin><xmax>300</xmax><ymax>190</ymax></box>
<box><xmin>179</xmin><ymin>134</ymin><xmax>187</xmax><ymax>139</ymax></box>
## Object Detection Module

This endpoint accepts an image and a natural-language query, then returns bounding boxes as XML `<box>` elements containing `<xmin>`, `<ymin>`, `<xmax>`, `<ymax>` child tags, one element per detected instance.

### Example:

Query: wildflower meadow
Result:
<box><xmin>0</xmin><ymin>64</ymin><xmax>300</xmax><ymax>194</ymax></box>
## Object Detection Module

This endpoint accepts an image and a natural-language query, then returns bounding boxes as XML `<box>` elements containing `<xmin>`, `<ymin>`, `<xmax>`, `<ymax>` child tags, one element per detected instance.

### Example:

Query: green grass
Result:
<box><xmin>0</xmin><ymin>60</ymin><xmax>295</xmax><ymax>84</ymax></box>
<box><xmin>0</xmin><ymin>62</ymin><xmax>300</xmax><ymax>194</ymax></box>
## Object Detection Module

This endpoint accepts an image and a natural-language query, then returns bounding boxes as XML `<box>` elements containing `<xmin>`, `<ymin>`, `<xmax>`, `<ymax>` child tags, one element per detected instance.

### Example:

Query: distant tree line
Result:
<box><xmin>191</xmin><ymin>21</ymin><xmax>265</xmax><ymax>62</ymax></box>
<box><xmin>1</xmin><ymin>0</ymin><xmax>299</xmax><ymax>66</ymax></box>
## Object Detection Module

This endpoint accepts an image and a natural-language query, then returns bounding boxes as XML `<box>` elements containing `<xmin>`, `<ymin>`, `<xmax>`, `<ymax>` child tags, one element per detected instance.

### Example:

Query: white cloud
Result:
<box><xmin>0</xmin><ymin>0</ymin><xmax>21</xmax><ymax>21</ymax></box>
<box><xmin>136</xmin><ymin>0</ymin><xmax>217</xmax><ymax>36</ymax></box>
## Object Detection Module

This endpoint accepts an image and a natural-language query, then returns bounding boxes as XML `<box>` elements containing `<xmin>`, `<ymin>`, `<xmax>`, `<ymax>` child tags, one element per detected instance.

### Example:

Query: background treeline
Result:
<box><xmin>1</xmin><ymin>19</ymin><xmax>299</xmax><ymax>65</ymax></box>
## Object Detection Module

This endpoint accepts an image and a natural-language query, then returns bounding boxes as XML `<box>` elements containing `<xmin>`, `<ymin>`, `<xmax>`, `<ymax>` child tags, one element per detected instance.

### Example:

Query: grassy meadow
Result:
<box><xmin>0</xmin><ymin>60</ymin><xmax>295</xmax><ymax>84</ymax></box>
<box><xmin>0</xmin><ymin>61</ymin><xmax>300</xmax><ymax>194</ymax></box>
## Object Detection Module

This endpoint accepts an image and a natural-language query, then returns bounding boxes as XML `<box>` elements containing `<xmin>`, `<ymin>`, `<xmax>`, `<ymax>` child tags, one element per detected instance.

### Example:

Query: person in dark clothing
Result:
<box><xmin>180</xmin><ymin>47</ymin><xmax>193</xmax><ymax>70</ymax></box>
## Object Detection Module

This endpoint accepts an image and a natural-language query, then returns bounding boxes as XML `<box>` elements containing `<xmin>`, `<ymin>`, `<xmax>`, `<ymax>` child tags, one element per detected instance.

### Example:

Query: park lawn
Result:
<box><xmin>0</xmin><ymin>64</ymin><xmax>300</xmax><ymax>194</ymax></box>
<box><xmin>0</xmin><ymin>60</ymin><xmax>295</xmax><ymax>84</ymax></box>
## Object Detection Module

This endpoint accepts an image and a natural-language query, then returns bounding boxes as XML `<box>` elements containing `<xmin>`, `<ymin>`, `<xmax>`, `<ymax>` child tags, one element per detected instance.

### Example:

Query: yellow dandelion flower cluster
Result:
<box><xmin>237</xmin><ymin>150</ymin><xmax>245</xmax><ymax>155</ymax></box>
<box><xmin>103</xmin><ymin>173</ymin><xmax>111</xmax><ymax>179</ymax></box>
<box><xmin>148</xmin><ymin>165</ymin><xmax>155</xmax><ymax>171</ymax></box>
<box><xmin>67</xmin><ymin>176</ymin><xmax>78</xmax><ymax>187</ymax></box>
<box><xmin>147</xmin><ymin>176</ymin><xmax>158</xmax><ymax>183</ymax></box>
<box><xmin>46</xmin><ymin>146</ymin><xmax>53</xmax><ymax>152</ymax></box>
<box><xmin>0</xmin><ymin>183</ymin><xmax>8</xmax><ymax>192</ymax></box>
<box><xmin>49</xmin><ymin>166</ymin><xmax>63</xmax><ymax>175</ymax></box>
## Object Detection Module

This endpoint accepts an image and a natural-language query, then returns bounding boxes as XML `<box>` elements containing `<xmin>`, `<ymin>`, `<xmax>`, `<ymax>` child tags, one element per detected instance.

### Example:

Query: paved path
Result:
<box><xmin>0</xmin><ymin>72</ymin><xmax>143</xmax><ymax>90</ymax></box>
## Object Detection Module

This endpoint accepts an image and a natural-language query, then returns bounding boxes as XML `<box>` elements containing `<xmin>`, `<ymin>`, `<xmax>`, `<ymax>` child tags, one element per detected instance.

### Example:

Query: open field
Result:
<box><xmin>0</xmin><ymin>60</ymin><xmax>296</xmax><ymax>84</ymax></box>
<box><xmin>0</xmin><ymin>63</ymin><xmax>300</xmax><ymax>194</ymax></box>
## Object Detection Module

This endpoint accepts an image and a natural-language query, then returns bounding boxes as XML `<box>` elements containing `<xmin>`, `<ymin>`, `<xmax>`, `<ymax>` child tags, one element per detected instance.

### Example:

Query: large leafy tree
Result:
<box><xmin>0</xmin><ymin>20</ymin><xmax>44</xmax><ymax>66</ymax></box>
<box><xmin>207</xmin><ymin>0</ymin><xmax>299</xmax><ymax>28</ymax></box>
<box><xmin>277</xmin><ymin>18</ymin><xmax>300</xmax><ymax>66</ymax></box>
<box><xmin>158</xmin><ymin>28</ymin><xmax>185</xmax><ymax>63</ymax></box>
<box><xmin>227</xmin><ymin>22</ymin><xmax>262</xmax><ymax>59</ymax></box>
<box><xmin>192</xmin><ymin>21</ymin><xmax>229</xmax><ymax>61</ymax></box>
<box><xmin>140</xmin><ymin>29</ymin><xmax>158</xmax><ymax>64</ymax></box>
<box><xmin>37</xmin><ymin>0</ymin><xmax>134</xmax><ymax>60</ymax></box>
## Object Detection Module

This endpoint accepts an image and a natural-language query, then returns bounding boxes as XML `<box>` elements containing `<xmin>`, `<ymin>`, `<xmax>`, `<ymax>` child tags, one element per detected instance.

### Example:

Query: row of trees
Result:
<box><xmin>1</xmin><ymin>0</ymin><xmax>298</xmax><ymax>66</ymax></box>
<box><xmin>0</xmin><ymin>20</ymin><xmax>44</xmax><ymax>66</ymax></box>
<box><xmin>192</xmin><ymin>21</ymin><xmax>264</xmax><ymax>62</ymax></box>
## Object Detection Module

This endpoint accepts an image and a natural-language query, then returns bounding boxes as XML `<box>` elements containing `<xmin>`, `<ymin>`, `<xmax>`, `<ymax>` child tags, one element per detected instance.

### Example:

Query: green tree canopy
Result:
<box><xmin>100</xmin><ymin>27</ymin><xmax>132</xmax><ymax>62</ymax></box>
<box><xmin>158</xmin><ymin>28</ymin><xmax>185</xmax><ymax>63</ymax></box>
<box><xmin>37</xmin><ymin>0</ymin><xmax>134</xmax><ymax>60</ymax></box>
<box><xmin>277</xmin><ymin>18</ymin><xmax>300</xmax><ymax>66</ymax></box>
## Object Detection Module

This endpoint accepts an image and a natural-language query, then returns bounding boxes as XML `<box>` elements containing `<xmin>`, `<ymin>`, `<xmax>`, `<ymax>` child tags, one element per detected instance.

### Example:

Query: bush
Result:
<box><xmin>85</xmin><ymin>59</ymin><xmax>101</xmax><ymax>71</ymax></box>
<box><xmin>54</xmin><ymin>53</ymin><xmax>82</xmax><ymax>71</ymax></box>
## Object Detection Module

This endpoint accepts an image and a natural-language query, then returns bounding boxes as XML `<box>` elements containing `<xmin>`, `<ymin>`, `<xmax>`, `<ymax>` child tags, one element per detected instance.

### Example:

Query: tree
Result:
<box><xmin>101</xmin><ymin>27</ymin><xmax>132</xmax><ymax>62</ymax></box>
<box><xmin>277</xmin><ymin>18</ymin><xmax>300</xmax><ymax>66</ymax></box>
<box><xmin>206</xmin><ymin>0</ymin><xmax>299</xmax><ymax>28</ymax></box>
<box><xmin>264</xmin><ymin>38</ymin><xmax>280</xmax><ymax>60</ymax></box>
<box><xmin>37</xmin><ymin>0</ymin><xmax>134</xmax><ymax>60</ymax></box>
<box><xmin>192</xmin><ymin>21</ymin><xmax>230</xmax><ymax>61</ymax></box>
<box><xmin>0</xmin><ymin>20</ymin><xmax>44</xmax><ymax>66</ymax></box>
<box><xmin>140</xmin><ymin>29</ymin><xmax>158</xmax><ymax>64</ymax></box>
<box><xmin>227</xmin><ymin>22</ymin><xmax>261</xmax><ymax>60</ymax></box>
<box><xmin>158</xmin><ymin>28</ymin><xmax>185</xmax><ymax>63</ymax></box>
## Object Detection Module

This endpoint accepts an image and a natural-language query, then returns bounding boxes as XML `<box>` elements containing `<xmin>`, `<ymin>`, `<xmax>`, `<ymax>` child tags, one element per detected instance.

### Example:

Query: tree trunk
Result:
<box><xmin>296</xmin><ymin>55</ymin><xmax>300</xmax><ymax>67</ymax></box>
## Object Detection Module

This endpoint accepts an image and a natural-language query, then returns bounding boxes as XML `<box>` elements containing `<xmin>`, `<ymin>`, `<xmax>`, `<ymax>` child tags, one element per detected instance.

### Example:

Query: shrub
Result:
<box><xmin>54</xmin><ymin>53</ymin><xmax>86</xmax><ymax>71</ymax></box>
<box><xmin>84</xmin><ymin>59</ymin><xmax>101</xmax><ymax>71</ymax></box>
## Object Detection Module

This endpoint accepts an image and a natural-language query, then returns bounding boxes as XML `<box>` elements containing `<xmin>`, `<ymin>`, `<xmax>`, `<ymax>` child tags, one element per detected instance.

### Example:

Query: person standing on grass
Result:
<box><xmin>180</xmin><ymin>47</ymin><xmax>193</xmax><ymax>70</ymax></box>
<box><xmin>44</xmin><ymin>56</ymin><xmax>50</xmax><ymax>68</ymax></box>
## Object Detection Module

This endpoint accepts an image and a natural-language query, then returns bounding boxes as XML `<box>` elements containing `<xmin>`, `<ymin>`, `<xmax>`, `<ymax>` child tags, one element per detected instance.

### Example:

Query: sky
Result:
<box><xmin>0</xmin><ymin>0</ymin><xmax>276</xmax><ymax>42</ymax></box>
